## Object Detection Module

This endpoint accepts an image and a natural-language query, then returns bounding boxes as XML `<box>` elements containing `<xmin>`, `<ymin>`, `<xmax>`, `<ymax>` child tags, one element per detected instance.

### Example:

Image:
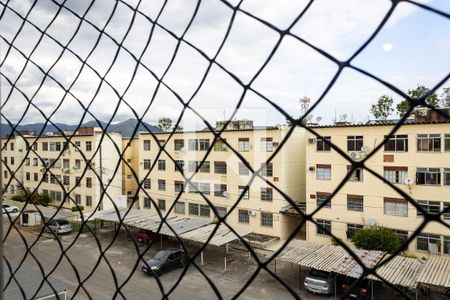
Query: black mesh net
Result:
<box><xmin>1</xmin><ymin>0</ymin><xmax>449</xmax><ymax>299</ymax></box>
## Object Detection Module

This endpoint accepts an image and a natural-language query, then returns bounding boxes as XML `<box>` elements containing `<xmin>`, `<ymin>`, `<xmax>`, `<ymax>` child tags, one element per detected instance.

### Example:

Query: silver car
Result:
<box><xmin>45</xmin><ymin>220</ymin><xmax>73</xmax><ymax>235</ymax></box>
<box><xmin>304</xmin><ymin>268</ymin><xmax>334</xmax><ymax>295</ymax></box>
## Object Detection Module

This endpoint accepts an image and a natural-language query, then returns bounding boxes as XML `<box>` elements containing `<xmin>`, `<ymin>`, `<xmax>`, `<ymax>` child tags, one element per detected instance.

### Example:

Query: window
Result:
<box><xmin>188</xmin><ymin>203</ymin><xmax>199</xmax><ymax>216</ymax></box>
<box><xmin>261</xmin><ymin>163</ymin><xmax>273</xmax><ymax>177</ymax></box>
<box><xmin>174</xmin><ymin>201</ymin><xmax>185</xmax><ymax>214</ymax></box>
<box><xmin>417</xmin><ymin>200</ymin><xmax>440</xmax><ymax>217</ymax></box>
<box><xmin>261</xmin><ymin>187</ymin><xmax>273</xmax><ymax>201</ymax></box>
<box><xmin>239</xmin><ymin>210</ymin><xmax>249</xmax><ymax>223</ymax></box>
<box><xmin>63</xmin><ymin>159</ymin><xmax>70</xmax><ymax>169</ymax></box>
<box><xmin>143</xmin><ymin>179</ymin><xmax>151</xmax><ymax>189</ymax></box>
<box><xmin>316</xmin><ymin>192</ymin><xmax>331</xmax><ymax>208</ymax></box>
<box><xmin>416</xmin><ymin>168</ymin><xmax>441</xmax><ymax>185</ymax></box>
<box><xmin>158</xmin><ymin>199</ymin><xmax>166</xmax><ymax>211</ymax></box>
<box><xmin>188</xmin><ymin>139</ymin><xmax>198</xmax><ymax>151</ymax></box>
<box><xmin>214</xmin><ymin>161</ymin><xmax>227</xmax><ymax>174</ymax></box>
<box><xmin>416</xmin><ymin>233</ymin><xmax>440</xmax><ymax>252</ymax></box>
<box><xmin>33</xmin><ymin>158</ymin><xmax>38</xmax><ymax>166</ymax></box>
<box><xmin>75</xmin><ymin>160</ymin><xmax>81</xmax><ymax>169</ymax></box>
<box><xmin>316</xmin><ymin>219</ymin><xmax>331</xmax><ymax>236</ymax></box>
<box><xmin>49</xmin><ymin>142</ymin><xmax>58</xmax><ymax>151</ymax></box>
<box><xmin>393</xmin><ymin>229</ymin><xmax>409</xmax><ymax>244</ymax></box>
<box><xmin>174</xmin><ymin>181</ymin><xmax>184</xmax><ymax>193</ymax></box>
<box><xmin>417</xmin><ymin>134</ymin><xmax>441</xmax><ymax>152</ymax></box>
<box><xmin>214</xmin><ymin>184</ymin><xmax>227</xmax><ymax>197</ymax></box>
<box><xmin>143</xmin><ymin>140</ymin><xmax>151</xmax><ymax>151</ymax></box>
<box><xmin>43</xmin><ymin>174</ymin><xmax>49</xmax><ymax>183</ymax></box>
<box><xmin>74</xmin><ymin>141</ymin><xmax>81</xmax><ymax>148</ymax></box>
<box><xmin>347</xmin><ymin>195</ymin><xmax>364</xmax><ymax>212</ymax></box>
<box><xmin>261</xmin><ymin>212</ymin><xmax>273</xmax><ymax>227</ymax></box>
<box><xmin>10</xmin><ymin>157</ymin><xmax>14</xmax><ymax>165</ymax></box>
<box><xmin>444</xmin><ymin>202</ymin><xmax>450</xmax><ymax>220</ymax></box>
<box><xmin>238</xmin><ymin>162</ymin><xmax>250</xmax><ymax>176</ymax></box>
<box><xmin>188</xmin><ymin>182</ymin><xmax>199</xmax><ymax>193</ymax></box>
<box><xmin>199</xmin><ymin>139</ymin><xmax>210</xmax><ymax>150</ymax></box>
<box><xmin>158</xmin><ymin>140</ymin><xmax>165</xmax><ymax>147</ymax></box>
<box><xmin>75</xmin><ymin>194</ymin><xmax>81</xmax><ymax>205</ymax></box>
<box><xmin>174</xmin><ymin>139</ymin><xmax>184</xmax><ymax>151</ymax></box>
<box><xmin>33</xmin><ymin>173</ymin><xmax>38</xmax><ymax>182</ymax></box>
<box><xmin>215</xmin><ymin>206</ymin><xmax>227</xmax><ymax>218</ymax></box>
<box><xmin>238</xmin><ymin>138</ymin><xmax>250</xmax><ymax>152</ymax></box>
<box><xmin>174</xmin><ymin>160</ymin><xmax>184</xmax><ymax>172</ymax></box>
<box><xmin>158</xmin><ymin>160</ymin><xmax>166</xmax><ymax>171</ymax></box>
<box><xmin>86</xmin><ymin>196</ymin><xmax>92</xmax><ymax>207</ymax></box>
<box><xmin>260</xmin><ymin>137</ymin><xmax>273</xmax><ymax>152</ymax></box>
<box><xmin>63</xmin><ymin>176</ymin><xmax>70</xmax><ymax>186</ymax></box>
<box><xmin>316</xmin><ymin>136</ymin><xmax>331</xmax><ymax>151</ymax></box>
<box><xmin>445</xmin><ymin>134</ymin><xmax>450</xmax><ymax>151</ymax></box>
<box><xmin>199</xmin><ymin>161</ymin><xmax>210</xmax><ymax>173</ymax></box>
<box><xmin>444</xmin><ymin>236</ymin><xmax>450</xmax><ymax>255</ymax></box>
<box><xmin>200</xmin><ymin>204</ymin><xmax>210</xmax><ymax>217</ymax></box>
<box><xmin>25</xmin><ymin>158</ymin><xmax>30</xmax><ymax>166</ymax></box>
<box><xmin>86</xmin><ymin>141</ymin><xmax>92</xmax><ymax>152</ymax></box>
<box><xmin>42</xmin><ymin>142</ymin><xmax>48</xmax><ymax>151</ymax></box>
<box><xmin>346</xmin><ymin>224</ymin><xmax>363</xmax><ymax>239</ymax></box>
<box><xmin>348</xmin><ymin>166</ymin><xmax>363</xmax><ymax>182</ymax></box>
<box><xmin>444</xmin><ymin>169</ymin><xmax>450</xmax><ymax>186</ymax></box>
<box><xmin>10</xmin><ymin>143</ymin><xmax>14</xmax><ymax>151</ymax></box>
<box><xmin>86</xmin><ymin>177</ymin><xmax>92</xmax><ymax>188</ymax></box>
<box><xmin>26</xmin><ymin>172</ymin><xmax>31</xmax><ymax>181</ymax></box>
<box><xmin>75</xmin><ymin>177</ymin><xmax>81</xmax><ymax>187</ymax></box>
<box><xmin>384</xmin><ymin>167</ymin><xmax>408</xmax><ymax>184</ymax></box>
<box><xmin>384</xmin><ymin>135</ymin><xmax>408</xmax><ymax>152</ymax></box>
<box><xmin>158</xmin><ymin>179</ymin><xmax>166</xmax><ymax>191</ymax></box>
<box><xmin>32</xmin><ymin>143</ymin><xmax>38</xmax><ymax>151</ymax></box>
<box><xmin>316</xmin><ymin>164</ymin><xmax>331</xmax><ymax>180</ymax></box>
<box><xmin>188</xmin><ymin>160</ymin><xmax>199</xmax><ymax>173</ymax></box>
<box><xmin>199</xmin><ymin>183</ymin><xmax>210</xmax><ymax>195</ymax></box>
<box><xmin>384</xmin><ymin>198</ymin><xmax>408</xmax><ymax>217</ymax></box>
<box><xmin>347</xmin><ymin>136</ymin><xmax>363</xmax><ymax>151</ymax></box>
<box><xmin>143</xmin><ymin>159</ymin><xmax>151</xmax><ymax>170</ymax></box>
<box><xmin>238</xmin><ymin>186</ymin><xmax>249</xmax><ymax>199</ymax></box>
<box><xmin>214</xmin><ymin>138</ymin><xmax>227</xmax><ymax>151</ymax></box>
<box><xmin>143</xmin><ymin>197</ymin><xmax>151</xmax><ymax>208</ymax></box>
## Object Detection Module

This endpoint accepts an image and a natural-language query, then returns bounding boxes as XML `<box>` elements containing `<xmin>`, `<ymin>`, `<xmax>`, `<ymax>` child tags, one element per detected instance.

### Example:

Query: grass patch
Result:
<box><xmin>69</xmin><ymin>220</ymin><xmax>102</xmax><ymax>234</ymax></box>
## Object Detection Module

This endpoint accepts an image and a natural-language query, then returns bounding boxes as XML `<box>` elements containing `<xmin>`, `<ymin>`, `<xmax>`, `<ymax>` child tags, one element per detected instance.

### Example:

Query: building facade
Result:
<box><xmin>128</xmin><ymin>124</ymin><xmax>306</xmax><ymax>241</ymax></box>
<box><xmin>305</xmin><ymin>120</ymin><xmax>450</xmax><ymax>256</ymax></box>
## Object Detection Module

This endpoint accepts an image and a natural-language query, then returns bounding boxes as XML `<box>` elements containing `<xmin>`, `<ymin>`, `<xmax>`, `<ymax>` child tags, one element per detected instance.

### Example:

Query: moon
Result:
<box><xmin>383</xmin><ymin>43</ymin><xmax>393</xmax><ymax>52</ymax></box>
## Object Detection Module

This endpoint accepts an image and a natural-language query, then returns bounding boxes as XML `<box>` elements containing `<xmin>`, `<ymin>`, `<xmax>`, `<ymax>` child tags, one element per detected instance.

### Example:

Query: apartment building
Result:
<box><xmin>1</xmin><ymin>127</ymin><xmax>124</xmax><ymax>212</ymax></box>
<box><xmin>305</xmin><ymin>109</ymin><xmax>450</xmax><ymax>256</ymax></box>
<box><xmin>126</xmin><ymin>121</ymin><xmax>306</xmax><ymax>241</ymax></box>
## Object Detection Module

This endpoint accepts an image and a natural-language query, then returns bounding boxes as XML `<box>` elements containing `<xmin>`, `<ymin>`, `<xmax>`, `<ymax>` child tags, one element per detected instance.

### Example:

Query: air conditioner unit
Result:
<box><xmin>272</xmin><ymin>142</ymin><xmax>279</xmax><ymax>148</ymax></box>
<box><xmin>308</xmin><ymin>166</ymin><xmax>315</xmax><ymax>171</ymax></box>
<box><xmin>308</xmin><ymin>138</ymin><xmax>316</xmax><ymax>144</ymax></box>
<box><xmin>350</xmin><ymin>151</ymin><xmax>361</xmax><ymax>159</ymax></box>
<box><xmin>248</xmin><ymin>210</ymin><xmax>257</xmax><ymax>216</ymax></box>
<box><xmin>222</xmin><ymin>191</ymin><xmax>229</xmax><ymax>198</ymax></box>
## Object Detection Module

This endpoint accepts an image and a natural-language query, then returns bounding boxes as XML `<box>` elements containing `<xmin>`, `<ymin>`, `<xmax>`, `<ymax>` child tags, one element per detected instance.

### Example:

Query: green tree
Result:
<box><xmin>396</xmin><ymin>85</ymin><xmax>439</xmax><ymax>117</ymax></box>
<box><xmin>370</xmin><ymin>95</ymin><xmax>394</xmax><ymax>120</ymax></box>
<box><xmin>31</xmin><ymin>193</ymin><xmax>53</xmax><ymax>207</ymax></box>
<box><xmin>440</xmin><ymin>87</ymin><xmax>450</xmax><ymax>107</ymax></box>
<box><xmin>352</xmin><ymin>226</ymin><xmax>400</xmax><ymax>254</ymax></box>
<box><xmin>156</xmin><ymin>117</ymin><xmax>173</xmax><ymax>132</ymax></box>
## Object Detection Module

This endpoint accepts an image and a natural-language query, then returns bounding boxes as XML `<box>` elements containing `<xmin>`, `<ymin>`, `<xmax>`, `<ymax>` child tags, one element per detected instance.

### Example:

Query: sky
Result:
<box><xmin>0</xmin><ymin>0</ymin><xmax>449</xmax><ymax>130</ymax></box>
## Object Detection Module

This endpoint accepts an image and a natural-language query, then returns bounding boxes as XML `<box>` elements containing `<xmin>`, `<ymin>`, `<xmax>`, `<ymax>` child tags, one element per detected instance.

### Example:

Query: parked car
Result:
<box><xmin>341</xmin><ymin>277</ymin><xmax>381</xmax><ymax>299</ymax></box>
<box><xmin>142</xmin><ymin>249</ymin><xmax>188</xmax><ymax>276</ymax></box>
<box><xmin>136</xmin><ymin>229</ymin><xmax>169</xmax><ymax>244</ymax></box>
<box><xmin>44</xmin><ymin>220</ymin><xmax>73</xmax><ymax>235</ymax></box>
<box><xmin>2</xmin><ymin>204</ymin><xmax>19</xmax><ymax>214</ymax></box>
<box><xmin>304</xmin><ymin>268</ymin><xmax>335</xmax><ymax>295</ymax></box>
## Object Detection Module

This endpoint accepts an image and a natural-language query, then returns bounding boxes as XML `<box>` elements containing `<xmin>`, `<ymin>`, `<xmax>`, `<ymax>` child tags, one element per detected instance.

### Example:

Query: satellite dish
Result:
<box><xmin>350</xmin><ymin>151</ymin><xmax>357</xmax><ymax>158</ymax></box>
<box><xmin>316</xmin><ymin>116</ymin><xmax>322</xmax><ymax>123</ymax></box>
<box><xmin>360</xmin><ymin>145</ymin><xmax>370</xmax><ymax>152</ymax></box>
<box><xmin>404</xmin><ymin>177</ymin><xmax>413</xmax><ymax>185</ymax></box>
<box><xmin>367</xmin><ymin>218</ymin><xmax>376</xmax><ymax>226</ymax></box>
<box><xmin>307</xmin><ymin>115</ymin><xmax>313</xmax><ymax>122</ymax></box>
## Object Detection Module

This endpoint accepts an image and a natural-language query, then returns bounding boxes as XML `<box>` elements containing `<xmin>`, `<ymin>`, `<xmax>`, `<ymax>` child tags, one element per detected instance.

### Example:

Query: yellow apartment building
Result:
<box><xmin>1</xmin><ymin>127</ymin><xmax>124</xmax><ymax>212</ymax></box>
<box><xmin>124</xmin><ymin>121</ymin><xmax>306</xmax><ymax>242</ymax></box>
<box><xmin>305</xmin><ymin>110</ymin><xmax>450</xmax><ymax>256</ymax></box>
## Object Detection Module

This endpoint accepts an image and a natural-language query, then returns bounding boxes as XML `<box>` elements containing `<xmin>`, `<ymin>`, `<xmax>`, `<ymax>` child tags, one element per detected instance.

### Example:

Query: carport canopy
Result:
<box><xmin>416</xmin><ymin>256</ymin><xmax>450</xmax><ymax>288</ymax></box>
<box><xmin>180</xmin><ymin>223</ymin><xmax>252</xmax><ymax>247</ymax></box>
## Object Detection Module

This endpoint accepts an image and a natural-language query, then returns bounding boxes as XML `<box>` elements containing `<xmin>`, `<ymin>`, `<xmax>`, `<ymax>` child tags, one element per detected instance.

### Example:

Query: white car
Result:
<box><xmin>2</xmin><ymin>204</ymin><xmax>19</xmax><ymax>214</ymax></box>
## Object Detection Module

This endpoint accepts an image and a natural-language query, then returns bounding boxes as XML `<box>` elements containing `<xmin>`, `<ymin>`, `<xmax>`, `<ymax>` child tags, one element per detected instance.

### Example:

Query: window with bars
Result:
<box><xmin>346</xmin><ymin>223</ymin><xmax>363</xmax><ymax>239</ymax></box>
<box><xmin>215</xmin><ymin>206</ymin><xmax>227</xmax><ymax>218</ymax></box>
<box><xmin>238</xmin><ymin>162</ymin><xmax>250</xmax><ymax>175</ymax></box>
<box><xmin>261</xmin><ymin>163</ymin><xmax>273</xmax><ymax>177</ymax></box>
<box><xmin>34</xmin><ymin>173</ymin><xmax>39</xmax><ymax>182</ymax></box>
<box><xmin>261</xmin><ymin>187</ymin><xmax>273</xmax><ymax>201</ymax></box>
<box><xmin>188</xmin><ymin>139</ymin><xmax>199</xmax><ymax>151</ymax></box>
<box><xmin>347</xmin><ymin>136</ymin><xmax>363</xmax><ymax>151</ymax></box>
<box><xmin>260</xmin><ymin>137</ymin><xmax>273</xmax><ymax>152</ymax></box>
<box><xmin>200</xmin><ymin>205</ymin><xmax>211</xmax><ymax>217</ymax></box>
<box><xmin>444</xmin><ymin>168</ymin><xmax>450</xmax><ymax>186</ymax></box>
<box><xmin>238</xmin><ymin>210</ymin><xmax>249</xmax><ymax>223</ymax></box>
<box><xmin>143</xmin><ymin>140</ymin><xmax>151</xmax><ymax>151</ymax></box>
<box><xmin>199</xmin><ymin>139</ymin><xmax>210</xmax><ymax>150</ymax></box>
<box><xmin>199</xmin><ymin>183</ymin><xmax>210</xmax><ymax>195</ymax></box>
<box><xmin>86</xmin><ymin>196</ymin><xmax>92</xmax><ymax>207</ymax></box>
<box><xmin>158</xmin><ymin>179</ymin><xmax>166</xmax><ymax>191</ymax></box>
<box><xmin>348</xmin><ymin>166</ymin><xmax>363</xmax><ymax>182</ymax></box>
<box><xmin>393</xmin><ymin>229</ymin><xmax>409</xmax><ymax>244</ymax></box>
<box><xmin>188</xmin><ymin>182</ymin><xmax>199</xmax><ymax>193</ymax></box>
<box><xmin>143</xmin><ymin>197</ymin><xmax>151</xmax><ymax>209</ymax></box>
<box><xmin>316</xmin><ymin>136</ymin><xmax>331</xmax><ymax>151</ymax></box>
<box><xmin>316</xmin><ymin>219</ymin><xmax>331</xmax><ymax>236</ymax></box>
<box><xmin>384</xmin><ymin>166</ymin><xmax>408</xmax><ymax>184</ymax></box>
<box><xmin>143</xmin><ymin>179</ymin><xmax>151</xmax><ymax>189</ymax></box>
<box><xmin>238</xmin><ymin>138</ymin><xmax>250</xmax><ymax>152</ymax></box>
<box><xmin>174</xmin><ymin>139</ymin><xmax>184</xmax><ymax>151</ymax></box>
<box><xmin>86</xmin><ymin>177</ymin><xmax>92</xmax><ymax>188</ymax></box>
<box><xmin>384</xmin><ymin>198</ymin><xmax>408</xmax><ymax>217</ymax></box>
<box><xmin>347</xmin><ymin>195</ymin><xmax>364</xmax><ymax>212</ymax></box>
<box><xmin>199</xmin><ymin>161</ymin><xmax>210</xmax><ymax>173</ymax></box>
<box><xmin>417</xmin><ymin>134</ymin><xmax>441</xmax><ymax>152</ymax></box>
<box><xmin>188</xmin><ymin>203</ymin><xmax>199</xmax><ymax>216</ymax></box>
<box><xmin>214</xmin><ymin>138</ymin><xmax>227</xmax><ymax>151</ymax></box>
<box><xmin>42</xmin><ymin>142</ymin><xmax>48</xmax><ymax>151</ymax></box>
<box><xmin>316</xmin><ymin>192</ymin><xmax>331</xmax><ymax>208</ymax></box>
<box><xmin>63</xmin><ymin>176</ymin><xmax>70</xmax><ymax>186</ymax></box>
<box><xmin>143</xmin><ymin>159</ymin><xmax>151</xmax><ymax>170</ymax></box>
<box><xmin>188</xmin><ymin>160</ymin><xmax>199</xmax><ymax>173</ymax></box>
<box><xmin>444</xmin><ymin>202</ymin><xmax>450</xmax><ymax>220</ymax></box>
<box><xmin>214</xmin><ymin>184</ymin><xmax>227</xmax><ymax>197</ymax></box>
<box><xmin>174</xmin><ymin>160</ymin><xmax>184</xmax><ymax>172</ymax></box>
<box><xmin>261</xmin><ymin>212</ymin><xmax>273</xmax><ymax>227</ymax></box>
<box><xmin>75</xmin><ymin>194</ymin><xmax>81</xmax><ymax>205</ymax></box>
<box><xmin>416</xmin><ymin>233</ymin><xmax>440</xmax><ymax>252</ymax></box>
<box><xmin>445</xmin><ymin>134</ymin><xmax>450</xmax><ymax>151</ymax></box>
<box><xmin>238</xmin><ymin>186</ymin><xmax>249</xmax><ymax>199</ymax></box>
<box><xmin>214</xmin><ymin>161</ymin><xmax>227</xmax><ymax>174</ymax></box>
<box><xmin>174</xmin><ymin>201</ymin><xmax>185</xmax><ymax>214</ymax></box>
<box><xmin>158</xmin><ymin>159</ymin><xmax>166</xmax><ymax>171</ymax></box>
<box><xmin>158</xmin><ymin>199</ymin><xmax>166</xmax><ymax>211</ymax></box>
<box><xmin>417</xmin><ymin>200</ymin><xmax>441</xmax><ymax>217</ymax></box>
<box><xmin>316</xmin><ymin>164</ymin><xmax>331</xmax><ymax>180</ymax></box>
<box><xmin>85</xmin><ymin>141</ymin><xmax>92</xmax><ymax>152</ymax></box>
<box><xmin>444</xmin><ymin>236</ymin><xmax>450</xmax><ymax>255</ymax></box>
<box><xmin>174</xmin><ymin>181</ymin><xmax>185</xmax><ymax>193</ymax></box>
<box><xmin>416</xmin><ymin>167</ymin><xmax>441</xmax><ymax>185</ymax></box>
<box><xmin>384</xmin><ymin>134</ymin><xmax>408</xmax><ymax>152</ymax></box>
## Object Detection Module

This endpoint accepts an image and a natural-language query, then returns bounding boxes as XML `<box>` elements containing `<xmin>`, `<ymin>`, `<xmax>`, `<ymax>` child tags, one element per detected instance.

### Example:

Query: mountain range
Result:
<box><xmin>0</xmin><ymin>119</ymin><xmax>161</xmax><ymax>138</ymax></box>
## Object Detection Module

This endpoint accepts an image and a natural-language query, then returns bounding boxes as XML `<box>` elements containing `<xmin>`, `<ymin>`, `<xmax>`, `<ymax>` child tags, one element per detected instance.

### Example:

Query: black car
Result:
<box><xmin>341</xmin><ymin>277</ymin><xmax>381</xmax><ymax>299</ymax></box>
<box><xmin>142</xmin><ymin>249</ymin><xmax>188</xmax><ymax>276</ymax></box>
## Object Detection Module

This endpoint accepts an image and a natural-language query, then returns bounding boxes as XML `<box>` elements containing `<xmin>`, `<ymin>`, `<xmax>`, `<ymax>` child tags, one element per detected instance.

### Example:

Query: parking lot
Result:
<box><xmin>1</xmin><ymin>216</ymin><xmax>440</xmax><ymax>299</ymax></box>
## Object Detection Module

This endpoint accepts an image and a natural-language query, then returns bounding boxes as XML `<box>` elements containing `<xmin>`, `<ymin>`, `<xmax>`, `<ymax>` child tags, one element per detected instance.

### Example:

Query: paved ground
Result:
<box><xmin>1</xmin><ymin>215</ymin><xmax>436</xmax><ymax>299</ymax></box>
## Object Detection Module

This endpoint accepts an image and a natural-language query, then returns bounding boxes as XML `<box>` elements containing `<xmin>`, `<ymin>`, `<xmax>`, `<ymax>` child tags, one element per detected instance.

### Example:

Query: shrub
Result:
<box><xmin>71</xmin><ymin>205</ymin><xmax>84</xmax><ymax>212</ymax></box>
<box><xmin>352</xmin><ymin>226</ymin><xmax>400</xmax><ymax>254</ymax></box>
<box><xmin>11</xmin><ymin>195</ymin><xmax>26</xmax><ymax>202</ymax></box>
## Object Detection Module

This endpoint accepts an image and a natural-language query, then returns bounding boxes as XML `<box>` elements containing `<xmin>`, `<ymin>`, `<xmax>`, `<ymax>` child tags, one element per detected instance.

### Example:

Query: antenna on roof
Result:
<box><xmin>300</xmin><ymin>96</ymin><xmax>311</xmax><ymax>116</ymax></box>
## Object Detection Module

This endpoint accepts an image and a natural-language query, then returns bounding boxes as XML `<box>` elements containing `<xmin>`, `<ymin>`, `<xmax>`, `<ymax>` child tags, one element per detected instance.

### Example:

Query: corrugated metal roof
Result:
<box><xmin>368</xmin><ymin>256</ymin><xmax>424</xmax><ymax>288</ymax></box>
<box><xmin>309</xmin><ymin>119</ymin><xmax>450</xmax><ymax>129</ymax></box>
<box><xmin>417</xmin><ymin>256</ymin><xmax>450</xmax><ymax>288</ymax></box>
<box><xmin>158</xmin><ymin>218</ymin><xmax>210</xmax><ymax>237</ymax></box>
<box><xmin>180</xmin><ymin>224</ymin><xmax>252</xmax><ymax>246</ymax></box>
<box><xmin>334</xmin><ymin>249</ymin><xmax>386</xmax><ymax>278</ymax></box>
